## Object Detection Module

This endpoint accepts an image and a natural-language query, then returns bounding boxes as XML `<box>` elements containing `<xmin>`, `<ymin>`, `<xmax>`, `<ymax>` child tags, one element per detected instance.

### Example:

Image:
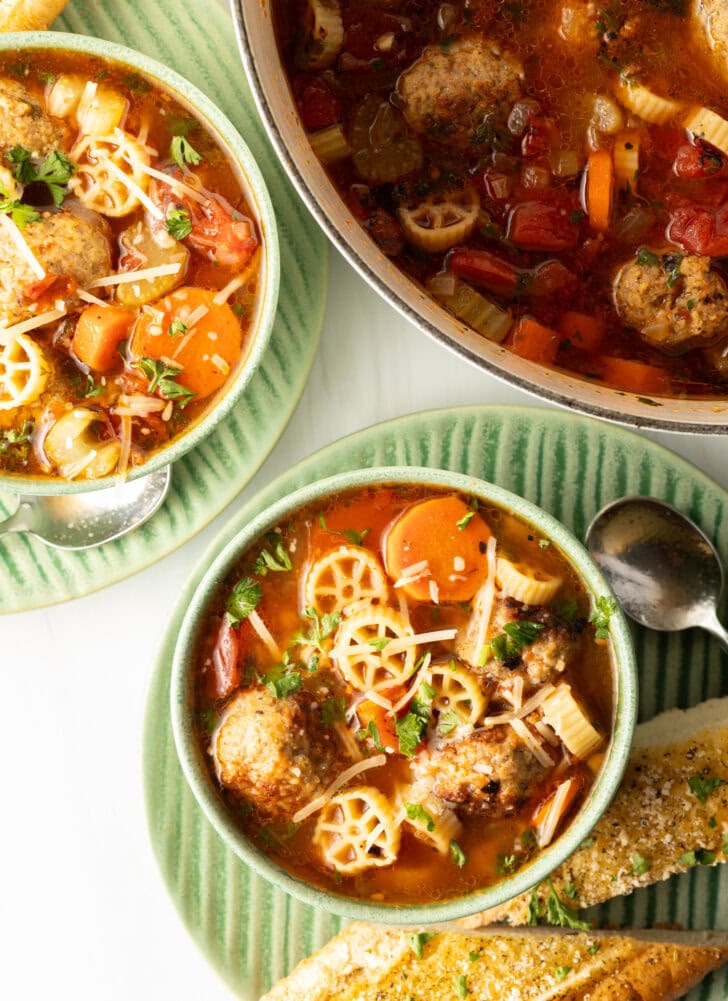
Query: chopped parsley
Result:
<box><xmin>490</xmin><ymin>620</ymin><xmax>545</xmax><ymax>661</ymax></box>
<box><xmin>563</xmin><ymin>882</ymin><xmax>578</xmax><ymax>900</ymax></box>
<box><xmin>0</xmin><ymin>420</ymin><xmax>33</xmax><ymax>457</ymax></box>
<box><xmin>406</xmin><ymin>931</ymin><xmax>435</xmax><ymax>959</ymax></box>
<box><xmin>554</xmin><ymin>966</ymin><xmax>572</xmax><ymax>981</ymax></box>
<box><xmin>7</xmin><ymin>147</ymin><xmax>76</xmax><ymax>206</ymax></box>
<box><xmin>396</xmin><ymin>697</ymin><xmax>430</xmax><ymax>757</ymax></box>
<box><xmin>226</xmin><ymin>576</ymin><xmax>262</xmax><ymax>625</ymax></box>
<box><xmin>419</xmin><ymin>680</ymin><xmax>437</xmax><ymax>701</ymax></box>
<box><xmin>569</xmin><ymin>209</ymin><xmax>584</xmax><ymax>225</ymax></box>
<box><xmin>469</xmin><ymin>951</ymin><xmax>481</xmax><ymax>963</ymax></box>
<box><xmin>368</xmin><ymin>636</ymin><xmax>392</xmax><ymax>652</ymax></box>
<box><xmin>170</xmin><ymin>134</ymin><xmax>202</xmax><ymax>170</ymax></box>
<box><xmin>361</xmin><ymin>719</ymin><xmax>384</xmax><ymax>752</ymax></box>
<box><xmin>457</xmin><ymin>510</ymin><xmax>475</xmax><ymax>530</ymax></box>
<box><xmin>687</xmin><ymin>299</ymin><xmax>697</xmax><ymax>311</ymax></box>
<box><xmin>528</xmin><ymin>879</ymin><xmax>591</xmax><ymax>930</ymax></box>
<box><xmin>496</xmin><ymin>853</ymin><xmax>517</xmax><ymax>876</ymax></box>
<box><xmin>0</xmin><ymin>196</ymin><xmax>39</xmax><ymax>228</ymax></box>
<box><xmin>437</xmin><ymin>710</ymin><xmax>460</xmax><ymax>736</ymax></box>
<box><xmin>679</xmin><ymin>848</ymin><xmax>716</xmax><ymax>867</ymax></box>
<box><xmin>317</xmin><ymin>512</ymin><xmax>370</xmax><ymax>545</ymax></box>
<box><xmin>136</xmin><ymin>356</ymin><xmax>196</xmax><ymax>406</ymax></box>
<box><xmin>665</xmin><ymin>254</ymin><xmax>683</xmax><ymax>287</ymax></box>
<box><xmin>166</xmin><ymin>207</ymin><xmax>192</xmax><ymax>240</ymax></box>
<box><xmin>590</xmin><ymin>595</ymin><xmax>617</xmax><ymax>639</ymax></box>
<box><xmin>687</xmin><ymin>774</ymin><xmax>727</xmax><ymax>803</ymax></box>
<box><xmin>631</xmin><ymin>850</ymin><xmax>650</xmax><ymax>876</ymax></box>
<box><xmin>169</xmin><ymin>318</ymin><xmax>189</xmax><ymax>338</ymax></box>
<box><xmin>265</xmin><ymin>665</ymin><xmax>303</xmax><ymax>699</ymax></box>
<box><xmin>405</xmin><ymin>803</ymin><xmax>435</xmax><ymax>832</ymax></box>
<box><xmin>123</xmin><ymin>71</ymin><xmax>151</xmax><ymax>92</ymax></box>
<box><xmin>78</xmin><ymin>373</ymin><xmax>104</xmax><ymax>399</ymax></box>
<box><xmin>553</xmin><ymin>598</ymin><xmax>579</xmax><ymax>623</ymax></box>
<box><xmin>636</xmin><ymin>247</ymin><xmax>661</xmax><ymax>267</ymax></box>
<box><xmin>320</xmin><ymin>696</ymin><xmax>346</xmax><ymax>725</ymax></box>
<box><xmin>294</xmin><ymin>606</ymin><xmax>341</xmax><ymax>654</ymax></box>
<box><xmin>588</xmin><ymin>942</ymin><xmax>601</xmax><ymax>955</ymax></box>
<box><xmin>254</xmin><ymin>537</ymin><xmax>292</xmax><ymax>575</ymax></box>
<box><xmin>455</xmin><ymin>974</ymin><xmax>468</xmax><ymax>998</ymax></box>
<box><xmin>450</xmin><ymin>840</ymin><xmax>467</xmax><ymax>868</ymax></box>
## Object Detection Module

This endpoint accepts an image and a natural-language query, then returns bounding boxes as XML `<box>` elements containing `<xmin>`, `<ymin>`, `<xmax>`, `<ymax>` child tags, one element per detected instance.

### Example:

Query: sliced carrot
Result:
<box><xmin>585</xmin><ymin>148</ymin><xmax>614</xmax><ymax>231</ymax></box>
<box><xmin>129</xmin><ymin>287</ymin><xmax>242</xmax><ymax>399</ymax></box>
<box><xmin>599</xmin><ymin>356</ymin><xmax>672</xmax><ymax>395</ymax></box>
<box><xmin>72</xmin><ymin>304</ymin><xmax>136</xmax><ymax>372</ymax></box>
<box><xmin>385</xmin><ymin>495</ymin><xmax>491</xmax><ymax>603</ymax></box>
<box><xmin>508</xmin><ymin>316</ymin><xmax>561</xmax><ymax>365</ymax></box>
<box><xmin>557</xmin><ymin>311</ymin><xmax>606</xmax><ymax>352</ymax></box>
<box><xmin>357</xmin><ymin>698</ymin><xmax>399</xmax><ymax>753</ymax></box>
<box><xmin>532</xmin><ymin>772</ymin><xmax>584</xmax><ymax>840</ymax></box>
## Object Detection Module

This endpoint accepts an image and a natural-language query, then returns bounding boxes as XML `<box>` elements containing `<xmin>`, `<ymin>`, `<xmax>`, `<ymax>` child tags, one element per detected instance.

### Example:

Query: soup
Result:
<box><xmin>0</xmin><ymin>49</ymin><xmax>262</xmax><ymax>480</ymax></box>
<box><xmin>193</xmin><ymin>484</ymin><xmax>615</xmax><ymax>905</ymax></box>
<box><xmin>275</xmin><ymin>0</ymin><xmax>728</xmax><ymax>399</ymax></box>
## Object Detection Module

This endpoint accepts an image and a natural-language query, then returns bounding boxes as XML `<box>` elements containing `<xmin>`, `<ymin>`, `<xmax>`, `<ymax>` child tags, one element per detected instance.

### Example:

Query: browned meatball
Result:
<box><xmin>413</xmin><ymin>726</ymin><xmax>550</xmax><ymax>817</ymax></box>
<box><xmin>456</xmin><ymin>596</ymin><xmax>583</xmax><ymax>687</ymax></box>
<box><xmin>213</xmin><ymin>686</ymin><xmax>336</xmax><ymax>822</ymax></box>
<box><xmin>0</xmin><ymin>207</ymin><xmax>111</xmax><ymax>326</ymax></box>
<box><xmin>397</xmin><ymin>37</ymin><xmax>523</xmax><ymax>149</ymax></box>
<box><xmin>614</xmin><ymin>252</ymin><xmax>728</xmax><ymax>354</ymax></box>
<box><xmin>0</xmin><ymin>78</ymin><xmax>65</xmax><ymax>159</ymax></box>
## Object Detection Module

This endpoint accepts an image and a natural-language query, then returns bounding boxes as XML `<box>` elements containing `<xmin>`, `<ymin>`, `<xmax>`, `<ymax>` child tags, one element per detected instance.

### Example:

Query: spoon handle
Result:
<box><xmin>0</xmin><ymin>502</ymin><xmax>32</xmax><ymax>538</ymax></box>
<box><xmin>701</xmin><ymin>611</ymin><xmax>728</xmax><ymax>657</ymax></box>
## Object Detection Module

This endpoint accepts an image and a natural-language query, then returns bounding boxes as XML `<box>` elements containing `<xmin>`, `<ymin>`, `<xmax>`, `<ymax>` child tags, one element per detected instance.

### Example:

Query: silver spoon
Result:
<box><xmin>0</xmin><ymin>465</ymin><xmax>171</xmax><ymax>550</ymax></box>
<box><xmin>585</xmin><ymin>495</ymin><xmax>728</xmax><ymax>654</ymax></box>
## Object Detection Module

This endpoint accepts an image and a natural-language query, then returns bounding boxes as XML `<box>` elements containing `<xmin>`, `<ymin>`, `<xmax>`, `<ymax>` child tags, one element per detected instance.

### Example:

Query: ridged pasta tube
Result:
<box><xmin>496</xmin><ymin>556</ymin><xmax>562</xmax><ymax>605</ymax></box>
<box><xmin>684</xmin><ymin>106</ymin><xmax>728</xmax><ymax>157</ymax></box>
<box><xmin>314</xmin><ymin>786</ymin><xmax>400</xmax><ymax>874</ymax></box>
<box><xmin>540</xmin><ymin>683</ymin><xmax>603</xmax><ymax>759</ymax></box>
<box><xmin>614</xmin><ymin>80</ymin><xmax>682</xmax><ymax>125</ymax></box>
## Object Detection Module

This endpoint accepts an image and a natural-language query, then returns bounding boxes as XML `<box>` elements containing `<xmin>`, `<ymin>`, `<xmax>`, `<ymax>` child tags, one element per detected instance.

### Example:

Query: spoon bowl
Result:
<box><xmin>585</xmin><ymin>495</ymin><xmax>728</xmax><ymax>652</ymax></box>
<box><xmin>0</xmin><ymin>465</ymin><xmax>170</xmax><ymax>550</ymax></box>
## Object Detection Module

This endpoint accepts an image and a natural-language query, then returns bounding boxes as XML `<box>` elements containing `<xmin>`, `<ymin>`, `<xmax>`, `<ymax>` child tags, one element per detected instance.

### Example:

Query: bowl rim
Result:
<box><xmin>170</xmin><ymin>464</ymin><xmax>638</xmax><ymax>925</ymax></box>
<box><xmin>231</xmin><ymin>1</ymin><xmax>728</xmax><ymax>437</ymax></box>
<box><xmin>0</xmin><ymin>30</ymin><xmax>281</xmax><ymax>495</ymax></box>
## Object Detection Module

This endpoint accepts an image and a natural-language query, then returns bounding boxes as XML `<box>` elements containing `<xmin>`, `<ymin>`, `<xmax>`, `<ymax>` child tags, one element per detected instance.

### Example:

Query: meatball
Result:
<box><xmin>0</xmin><ymin>78</ymin><xmax>65</xmax><ymax>161</ymax></box>
<box><xmin>0</xmin><ymin>207</ymin><xmax>111</xmax><ymax>326</ymax></box>
<box><xmin>613</xmin><ymin>252</ymin><xmax>728</xmax><ymax>353</ymax></box>
<box><xmin>413</xmin><ymin>726</ymin><xmax>549</xmax><ymax>817</ymax></box>
<box><xmin>456</xmin><ymin>596</ymin><xmax>583</xmax><ymax>687</ymax></box>
<box><xmin>695</xmin><ymin>0</ymin><xmax>728</xmax><ymax>77</ymax></box>
<box><xmin>397</xmin><ymin>37</ymin><xmax>523</xmax><ymax>149</ymax></box>
<box><xmin>213</xmin><ymin>686</ymin><xmax>336</xmax><ymax>822</ymax></box>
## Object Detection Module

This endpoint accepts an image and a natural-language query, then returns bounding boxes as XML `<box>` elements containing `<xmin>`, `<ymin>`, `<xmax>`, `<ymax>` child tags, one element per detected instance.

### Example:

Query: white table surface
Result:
<box><xmin>2</xmin><ymin>244</ymin><xmax>728</xmax><ymax>1000</ymax></box>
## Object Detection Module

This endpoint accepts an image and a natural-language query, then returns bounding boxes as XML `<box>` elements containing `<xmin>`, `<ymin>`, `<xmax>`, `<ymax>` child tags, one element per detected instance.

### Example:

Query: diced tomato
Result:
<box><xmin>521</xmin><ymin>116</ymin><xmax>560</xmax><ymax>159</ymax></box>
<box><xmin>23</xmin><ymin>273</ymin><xmax>78</xmax><ymax>308</ymax></box>
<box><xmin>668</xmin><ymin>201</ymin><xmax>728</xmax><ymax>256</ymax></box>
<box><xmin>673</xmin><ymin>141</ymin><xmax>725</xmax><ymax>180</ymax></box>
<box><xmin>507</xmin><ymin>200</ymin><xmax>581</xmax><ymax>250</ymax></box>
<box><xmin>527</xmin><ymin>259</ymin><xmax>578</xmax><ymax>298</ymax></box>
<box><xmin>507</xmin><ymin>316</ymin><xmax>561</xmax><ymax>364</ymax></box>
<box><xmin>481</xmin><ymin>168</ymin><xmax>514</xmax><ymax>201</ymax></box>
<box><xmin>448</xmin><ymin>247</ymin><xmax>521</xmax><ymax>295</ymax></box>
<box><xmin>295</xmin><ymin>76</ymin><xmax>341</xmax><ymax>132</ymax></box>
<box><xmin>646</xmin><ymin>125</ymin><xmax>686</xmax><ymax>164</ymax></box>
<box><xmin>208</xmin><ymin>616</ymin><xmax>240</xmax><ymax>700</ymax></box>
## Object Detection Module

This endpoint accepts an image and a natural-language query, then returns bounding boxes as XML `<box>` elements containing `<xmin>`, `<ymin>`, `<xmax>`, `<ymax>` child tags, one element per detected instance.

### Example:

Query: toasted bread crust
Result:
<box><xmin>0</xmin><ymin>0</ymin><xmax>68</xmax><ymax>30</ymax></box>
<box><xmin>463</xmin><ymin>697</ymin><xmax>728</xmax><ymax>928</ymax></box>
<box><xmin>261</xmin><ymin>924</ymin><xmax>728</xmax><ymax>1001</ymax></box>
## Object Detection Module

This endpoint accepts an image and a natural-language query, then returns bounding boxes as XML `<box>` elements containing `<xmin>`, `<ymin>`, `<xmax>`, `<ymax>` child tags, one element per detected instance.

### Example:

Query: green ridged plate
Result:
<box><xmin>0</xmin><ymin>0</ymin><xmax>327</xmax><ymax>614</ymax></box>
<box><xmin>144</xmin><ymin>404</ymin><xmax>728</xmax><ymax>1000</ymax></box>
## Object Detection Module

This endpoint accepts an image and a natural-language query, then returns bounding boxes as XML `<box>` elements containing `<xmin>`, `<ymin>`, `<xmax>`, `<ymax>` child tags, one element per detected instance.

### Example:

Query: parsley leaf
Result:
<box><xmin>490</xmin><ymin>620</ymin><xmax>545</xmax><ymax>661</ymax></box>
<box><xmin>457</xmin><ymin>510</ymin><xmax>475</xmax><ymax>530</ymax></box>
<box><xmin>31</xmin><ymin>150</ymin><xmax>76</xmax><ymax>206</ymax></box>
<box><xmin>254</xmin><ymin>537</ymin><xmax>292</xmax><ymax>576</ymax></box>
<box><xmin>396</xmin><ymin>697</ymin><xmax>430</xmax><ymax>757</ymax></box>
<box><xmin>166</xmin><ymin>207</ymin><xmax>192</xmax><ymax>240</ymax></box>
<box><xmin>170</xmin><ymin>135</ymin><xmax>202</xmax><ymax>170</ymax></box>
<box><xmin>637</xmin><ymin>247</ymin><xmax>661</xmax><ymax>267</ymax></box>
<box><xmin>631</xmin><ymin>850</ymin><xmax>650</xmax><ymax>875</ymax></box>
<box><xmin>405</xmin><ymin>803</ymin><xmax>435</xmax><ymax>832</ymax></box>
<box><xmin>361</xmin><ymin>719</ymin><xmax>384</xmax><ymax>751</ymax></box>
<box><xmin>6</xmin><ymin>145</ymin><xmax>34</xmax><ymax>183</ymax></box>
<box><xmin>169</xmin><ymin>319</ymin><xmax>188</xmax><ymax>338</ymax></box>
<box><xmin>437</xmin><ymin>710</ymin><xmax>460</xmax><ymax>736</ymax></box>
<box><xmin>455</xmin><ymin>974</ymin><xmax>468</xmax><ymax>998</ymax></box>
<box><xmin>0</xmin><ymin>419</ymin><xmax>33</xmax><ymax>455</ymax></box>
<box><xmin>226</xmin><ymin>576</ymin><xmax>262</xmax><ymax>625</ymax></box>
<box><xmin>293</xmin><ymin>606</ymin><xmax>341</xmax><ymax>655</ymax></box>
<box><xmin>450</xmin><ymin>840</ymin><xmax>467</xmax><ymax>868</ymax></box>
<box><xmin>135</xmin><ymin>356</ymin><xmax>196</xmax><ymax>407</ymax></box>
<box><xmin>687</xmin><ymin>774</ymin><xmax>727</xmax><ymax>803</ymax></box>
<box><xmin>496</xmin><ymin>853</ymin><xmax>517</xmax><ymax>876</ymax></box>
<box><xmin>531</xmin><ymin>879</ymin><xmax>590</xmax><ymax>930</ymax></box>
<box><xmin>665</xmin><ymin>253</ymin><xmax>683</xmax><ymax>287</ymax></box>
<box><xmin>320</xmin><ymin>696</ymin><xmax>346</xmax><ymax>725</ymax></box>
<box><xmin>78</xmin><ymin>373</ymin><xmax>104</xmax><ymax>398</ymax></box>
<box><xmin>679</xmin><ymin>848</ymin><xmax>716</xmax><ymax>867</ymax></box>
<box><xmin>265</xmin><ymin>667</ymin><xmax>303</xmax><ymax>699</ymax></box>
<box><xmin>0</xmin><ymin>196</ymin><xmax>39</xmax><ymax>228</ymax></box>
<box><xmin>406</xmin><ymin>931</ymin><xmax>435</xmax><ymax>959</ymax></box>
<box><xmin>368</xmin><ymin>636</ymin><xmax>392</xmax><ymax>652</ymax></box>
<box><xmin>317</xmin><ymin>512</ymin><xmax>370</xmax><ymax>545</ymax></box>
<box><xmin>555</xmin><ymin>966</ymin><xmax>572</xmax><ymax>981</ymax></box>
<box><xmin>590</xmin><ymin>595</ymin><xmax>617</xmax><ymax>639</ymax></box>
<box><xmin>588</xmin><ymin>942</ymin><xmax>601</xmax><ymax>955</ymax></box>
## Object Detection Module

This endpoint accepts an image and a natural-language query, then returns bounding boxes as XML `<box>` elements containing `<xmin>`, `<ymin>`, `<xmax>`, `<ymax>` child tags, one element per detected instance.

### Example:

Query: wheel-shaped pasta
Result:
<box><xmin>314</xmin><ymin>785</ymin><xmax>400</xmax><ymax>874</ymax></box>
<box><xmin>297</xmin><ymin>0</ymin><xmax>344</xmax><ymax>69</ymax></box>
<box><xmin>401</xmin><ymin>790</ymin><xmax>462</xmax><ymax>855</ymax></box>
<box><xmin>421</xmin><ymin>659</ymin><xmax>487</xmax><ymax>726</ymax></box>
<box><xmin>0</xmin><ymin>334</ymin><xmax>48</xmax><ymax>410</ymax></box>
<box><xmin>69</xmin><ymin>131</ymin><xmax>150</xmax><ymax>217</ymax></box>
<box><xmin>332</xmin><ymin>606</ymin><xmax>416</xmax><ymax>693</ymax></box>
<box><xmin>304</xmin><ymin>545</ymin><xmax>389</xmax><ymax>616</ymax></box>
<box><xmin>44</xmin><ymin>407</ymin><xmax>121</xmax><ymax>479</ymax></box>
<box><xmin>398</xmin><ymin>185</ymin><xmax>480</xmax><ymax>253</ymax></box>
<box><xmin>496</xmin><ymin>556</ymin><xmax>562</xmax><ymax>605</ymax></box>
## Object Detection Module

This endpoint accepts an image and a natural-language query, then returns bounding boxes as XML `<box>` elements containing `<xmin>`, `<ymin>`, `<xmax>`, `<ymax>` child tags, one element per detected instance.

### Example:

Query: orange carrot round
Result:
<box><xmin>385</xmin><ymin>495</ymin><xmax>491</xmax><ymax>603</ymax></box>
<box><xmin>508</xmin><ymin>316</ymin><xmax>561</xmax><ymax>365</ymax></box>
<box><xmin>585</xmin><ymin>149</ymin><xmax>614</xmax><ymax>232</ymax></box>
<box><xmin>129</xmin><ymin>287</ymin><xmax>242</xmax><ymax>399</ymax></box>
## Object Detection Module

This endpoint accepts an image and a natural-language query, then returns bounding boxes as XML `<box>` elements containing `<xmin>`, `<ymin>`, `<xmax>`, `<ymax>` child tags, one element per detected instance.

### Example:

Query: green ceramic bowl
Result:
<box><xmin>171</xmin><ymin>465</ymin><xmax>638</xmax><ymax>925</ymax></box>
<box><xmin>0</xmin><ymin>31</ymin><xmax>280</xmax><ymax>495</ymax></box>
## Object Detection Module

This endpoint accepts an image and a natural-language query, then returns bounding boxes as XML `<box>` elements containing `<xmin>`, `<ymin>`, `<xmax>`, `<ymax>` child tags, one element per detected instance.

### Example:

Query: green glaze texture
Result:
<box><xmin>0</xmin><ymin>0</ymin><xmax>327</xmax><ymax>612</ymax></box>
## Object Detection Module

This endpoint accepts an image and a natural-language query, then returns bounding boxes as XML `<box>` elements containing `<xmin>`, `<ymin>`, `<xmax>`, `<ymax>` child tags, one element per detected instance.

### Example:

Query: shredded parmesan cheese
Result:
<box><xmin>77</xmin><ymin>289</ymin><xmax>109</xmax><ymax>308</ymax></box>
<box><xmin>332</xmin><ymin>627</ymin><xmax>457</xmax><ymax>659</ymax></box>
<box><xmin>247</xmin><ymin>610</ymin><xmax>281</xmax><ymax>660</ymax></box>
<box><xmin>536</xmin><ymin>778</ymin><xmax>574</xmax><ymax>848</ymax></box>
<box><xmin>0</xmin><ymin>213</ymin><xmax>45</xmax><ymax>280</ymax></box>
<box><xmin>88</xmin><ymin>262</ymin><xmax>182</xmax><ymax>288</ymax></box>
<box><xmin>389</xmin><ymin>651</ymin><xmax>433</xmax><ymax>715</ymax></box>
<box><xmin>292</xmin><ymin>753</ymin><xmax>387</xmax><ymax>824</ymax></box>
<box><xmin>428</xmin><ymin>579</ymin><xmax>440</xmax><ymax>604</ymax></box>
<box><xmin>511</xmin><ymin>718</ymin><xmax>553</xmax><ymax>768</ymax></box>
<box><xmin>135</xmin><ymin>160</ymin><xmax>210</xmax><ymax>204</ymax></box>
<box><xmin>333</xmin><ymin>722</ymin><xmax>364</xmax><ymax>762</ymax></box>
<box><xmin>102</xmin><ymin>156</ymin><xmax>164</xmax><ymax>220</ymax></box>
<box><xmin>212</xmin><ymin>246</ymin><xmax>261</xmax><ymax>305</ymax></box>
<box><xmin>117</xmin><ymin>415</ymin><xmax>132</xmax><ymax>478</ymax></box>
<box><xmin>0</xmin><ymin>307</ymin><xmax>66</xmax><ymax>346</ymax></box>
<box><xmin>471</xmin><ymin>535</ymin><xmax>498</xmax><ymax>664</ymax></box>
<box><xmin>394</xmin><ymin>559</ymin><xmax>431</xmax><ymax>589</ymax></box>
